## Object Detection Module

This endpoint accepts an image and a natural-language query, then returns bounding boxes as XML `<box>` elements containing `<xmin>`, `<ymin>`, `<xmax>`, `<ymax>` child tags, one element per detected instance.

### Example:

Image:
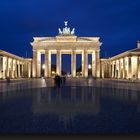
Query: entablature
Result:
<box><xmin>31</xmin><ymin>42</ymin><xmax>101</xmax><ymax>51</ymax></box>
<box><xmin>0</xmin><ymin>50</ymin><xmax>32</xmax><ymax>62</ymax></box>
<box><xmin>32</xmin><ymin>37</ymin><xmax>101</xmax><ymax>43</ymax></box>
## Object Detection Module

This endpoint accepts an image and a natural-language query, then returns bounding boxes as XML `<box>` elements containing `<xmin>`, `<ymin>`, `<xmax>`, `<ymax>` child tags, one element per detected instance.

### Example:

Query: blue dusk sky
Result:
<box><xmin>0</xmin><ymin>0</ymin><xmax>140</xmax><ymax>72</ymax></box>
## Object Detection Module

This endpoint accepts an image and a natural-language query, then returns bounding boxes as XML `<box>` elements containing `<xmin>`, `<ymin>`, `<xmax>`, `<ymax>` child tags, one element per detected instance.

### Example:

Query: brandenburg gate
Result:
<box><xmin>31</xmin><ymin>21</ymin><xmax>102</xmax><ymax>78</ymax></box>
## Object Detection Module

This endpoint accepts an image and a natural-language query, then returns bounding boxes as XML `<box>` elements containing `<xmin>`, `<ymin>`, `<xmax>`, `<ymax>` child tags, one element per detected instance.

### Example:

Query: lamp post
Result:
<box><xmin>88</xmin><ymin>64</ymin><xmax>92</xmax><ymax>70</ymax></box>
<box><xmin>42</xmin><ymin>64</ymin><xmax>45</xmax><ymax>70</ymax></box>
<box><xmin>41</xmin><ymin>64</ymin><xmax>45</xmax><ymax>77</ymax></box>
<box><xmin>88</xmin><ymin>64</ymin><xmax>92</xmax><ymax>76</ymax></box>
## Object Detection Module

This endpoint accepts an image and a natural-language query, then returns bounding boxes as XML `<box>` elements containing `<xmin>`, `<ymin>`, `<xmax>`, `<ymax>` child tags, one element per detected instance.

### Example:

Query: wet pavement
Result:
<box><xmin>0</xmin><ymin>78</ymin><xmax>140</xmax><ymax>134</ymax></box>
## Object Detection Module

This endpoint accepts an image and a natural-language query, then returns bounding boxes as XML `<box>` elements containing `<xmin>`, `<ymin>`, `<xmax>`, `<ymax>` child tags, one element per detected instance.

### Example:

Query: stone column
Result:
<box><xmin>112</xmin><ymin>61</ymin><xmax>115</xmax><ymax>78</ymax></box>
<box><xmin>114</xmin><ymin>61</ymin><xmax>116</xmax><ymax>78</ymax></box>
<box><xmin>9</xmin><ymin>58</ymin><xmax>12</xmax><ymax>78</ymax></box>
<box><xmin>101</xmin><ymin>62</ymin><xmax>104</xmax><ymax>78</ymax></box>
<box><xmin>2</xmin><ymin>57</ymin><xmax>6</xmax><ymax>79</ymax></box>
<box><xmin>48</xmin><ymin>51</ymin><xmax>51</xmax><ymax>77</ymax></box>
<box><xmin>8</xmin><ymin>58</ymin><xmax>12</xmax><ymax>78</ymax></box>
<box><xmin>28</xmin><ymin>62</ymin><xmax>31</xmax><ymax>78</ymax></box>
<box><xmin>8</xmin><ymin>58</ymin><xmax>11</xmax><ymax>78</ymax></box>
<box><xmin>123</xmin><ymin>58</ymin><xmax>125</xmax><ymax>79</ymax></box>
<box><xmin>21</xmin><ymin>63</ymin><xmax>24</xmax><ymax>78</ymax></box>
<box><xmin>16</xmin><ymin>61</ymin><xmax>19</xmax><ymax>78</ymax></box>
<box><xmin>4</xmin><ymin>57</ymin><xmax>8</xmax><ymax>78</ymax></box>
<box><xmin>37</xmin><ymin>51</ymin><xmax>41</xmax><ymax>78</ymax></box>
<box><xmin>26</xmin><ymin>62</ymin><xmax>28</xmax><ymax>77</ymax></box>
<box><xmin>111</xmin><ymin>62</ymin><xmax>114</xmax><ymax>78</ymax></box>
<box><xmin>125</xmin><ymin>57</ymin><xmax>129</xmax><ymax>79</ymax></box>
<box><xmin>0</xmin><ymin>57</ymin><xmax>3</xmax><ymax>79</ymax></box>
<box><xmin>92</xmin><ymin>50</ymin><xmax>100</xmax><ymax>78</ymax></box>
<box><xmin>18</xmin><ymin>61</ymin><xmax>21</xmax><ymax>78</ymax></box>
<box><xmin>32</xmin><ymin>50</ymin><xmax>37</xmax><ymax>78</ymax></box>
<box><xmin>108</xmin><ymin>60</ymin><xmax>112</xmax><ymax>78</ymax></box>
<box><xmin>118</xmin><ymin>59</ymin><xmax>121</xmax><ymax>79</ymax></box>
<box><xmin>45</xmin><ymin>50</ymin><xmax>48</xmax><ymax>77</ymax></box>
<box><xmin>15</xmin><ymin>60</ymin><xmax>18</xmax><ymax>78</ymax></box>
<box><xmin>22</xmin><ymin>62</ymin><xmax>25</xmax><ymax>78</ymax></box>
<box><xmin>32</xmin><ymin>50</ymin><xmax>41</xmax><ymax>78</ymax></box>
<box><xmin>45</xmin><ymin>50</ymin><xmax>51</xmax><ymax>77</ymax></box>
<box><xmin>12</xmin><ymin>60</ymin><xmax>15</xmax><ymax>79</ymax></box>
<box><xmin>11</xmin><ymin>59</ymin><xmax>14</xmax><ymax>78</ymax></box>
<box><xmin>128</xmin><ymin>57</ymin><xmax>132</xmax><ymax>79</ymax></box>
<box><xmin>27</xmin><ymin>63</ymin><xmax>30</xmax><ymax>78</ymax></box>
<box><xmin>71</xmin><ymin>50</ymin><xmax>76</xmax><ymax>77</ymax></box>
<box><xmin>56</xmin><ymin>50</ymin><xmax>61</xmax><ymax>76</ymax></box>
<box><xmin>96</xmin><ymin>50</ymin><xmax>100</xmax><ymax>78</ymax></box>
<box><xmin>25</xmin><ymin>62</ymin><xmax>27</xmax><ymax>78</ymax></box>
<box><xmin>82</xmin><ymin>51</ymin><xmax>84</xmax><ymax>77</ymax></box>
<box><xmin>131</xmin><ymin>56</ymin><xmax>138</xmax><ymax>79</ymax></box>
<box><xmin>82</xmin><ymin>50</ymin><xmax>88</xmax><ymax>77</ymax></box>
<box><xmin>114</xmin><ymin>60</ymin><xmax>117</xmax><ymax>78</ymax></box>
<box><xmin>136</xmin><ymin>57</ymin><xmax>139</xmax><ymax>79</ymax></box>
<box><xmin>6</xmin><ymin>57</ymin><xmax>10</xmax><ymax>78</ymax></box>
<box><xmin>92</xmin><ymin>51</ymin><xmax>96</xmax><ymax>77</ymax></box>
<box><xmin>138</xmin><ymin>58</ymin><xmax>140</xmax><ymax>79</ymax></box>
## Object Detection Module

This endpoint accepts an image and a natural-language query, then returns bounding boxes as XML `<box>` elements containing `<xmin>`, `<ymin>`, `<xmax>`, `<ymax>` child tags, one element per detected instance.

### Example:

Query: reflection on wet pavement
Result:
<box><xmin>0</xmin><ymin>78</ymin><xmax>140</xmax><ymax>134</ymax></box>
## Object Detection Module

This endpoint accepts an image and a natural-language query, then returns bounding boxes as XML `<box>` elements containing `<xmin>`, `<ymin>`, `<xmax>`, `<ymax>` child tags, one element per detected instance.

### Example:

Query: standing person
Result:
<box><xmin>62</xmin><ymin>75</ymin><xmax>66</xmax><ymax>85</ymax></box>
<box><xmin>58</xmin><ymin>75</ymin><xmax>62</xmax><ymax>88</ymax></box>
<box><xmin>54</xmin><ymin>74</ymin><xmax>62</xmax><ymax>88</ymax></box>
<box><xmin>6</xmin><ymin>77</ymin><xmax>10</xmax><ymax>83</ymax></box>
<box><xmin>54</xmin><ymin>74</ymin><xmax>58</xmax><ymax>87</ymax></box>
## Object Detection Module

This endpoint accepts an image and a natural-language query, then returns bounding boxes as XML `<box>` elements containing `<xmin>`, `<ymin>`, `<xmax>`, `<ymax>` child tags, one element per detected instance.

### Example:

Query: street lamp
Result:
<box><xmin>88</xmin><ymin>64</ymin><xmax>92</xmax><ymax>70</ymax></box>
<box><xmin>42</xmin><ymin>64</ymin><xmax>45</xmax><ymax>69</ymax></box>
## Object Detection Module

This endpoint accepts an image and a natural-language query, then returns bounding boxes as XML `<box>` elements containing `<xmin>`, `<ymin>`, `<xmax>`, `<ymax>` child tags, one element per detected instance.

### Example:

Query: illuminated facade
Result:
<box><xmin>101</xmin><ymin>41</ymin><xmax>140</xmax><ymax>80</ymax></box>
<box><xmin>0</xmin><ymin>50</ymin><xmax>32</xmax><ymax>79</ymax></box>
<box><xmin>1</xmin><ymin>21</ymin><xmax>140</xmax><ymax>80</ymax></box>
<box><xmin>31</xmin><ymin>21</ymin><xmax>102</xmax><ymax>78</ymax></box>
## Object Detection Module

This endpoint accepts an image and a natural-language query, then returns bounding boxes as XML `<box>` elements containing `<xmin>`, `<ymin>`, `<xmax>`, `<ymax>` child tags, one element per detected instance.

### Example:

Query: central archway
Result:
<box><xmin>61</xmin><ymin>54</ymin><xmax>71</xmax><ymax>76</ymax></box>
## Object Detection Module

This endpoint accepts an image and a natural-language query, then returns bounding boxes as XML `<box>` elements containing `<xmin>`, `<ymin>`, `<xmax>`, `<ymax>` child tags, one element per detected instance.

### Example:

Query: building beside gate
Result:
<box><xmin>0</xmin><ymin>50</ymin><xmax>32</xmax><ymax>79</ymax></box>
<box><xmin>101</xmin><ymin>41</ymin><xmax>140</xmax><ymax>80</ymax></box>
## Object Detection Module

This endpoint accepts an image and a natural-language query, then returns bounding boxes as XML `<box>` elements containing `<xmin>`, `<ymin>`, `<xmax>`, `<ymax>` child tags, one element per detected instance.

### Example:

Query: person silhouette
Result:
<box><xmin>54</xmin><ymin>74</ymin><xmax>62</xmax><ymax>88</ymax></box>
<box><xmin>62</xmin><ymin>75</ymin><xmax>66</xmax><ymax>85</ymax></box>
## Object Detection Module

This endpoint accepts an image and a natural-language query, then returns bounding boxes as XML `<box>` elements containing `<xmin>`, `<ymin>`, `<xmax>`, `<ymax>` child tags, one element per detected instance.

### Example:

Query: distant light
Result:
<box><xmin>42</xmin><ymin>64</ymin><xmax>45</xmax><ymax>69</ymax></box>
<box><xmin>67</xmin><ymin>72</ymin><xmax>71</xmax><ymax>77</ymax></box>
<box><xmin>52</xmin><ymin>71</ymin><xmax>55</xmax><ymax>74</ymax></box>
<box><xmin>88</xmin><ymin>64</ymin><xmax>92</xmax><ymax>69</ymax></box>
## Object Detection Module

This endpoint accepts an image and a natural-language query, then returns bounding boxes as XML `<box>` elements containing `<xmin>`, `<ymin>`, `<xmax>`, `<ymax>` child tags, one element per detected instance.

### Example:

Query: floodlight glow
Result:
<box><xmin>88</xmin><ymin>64</ymin><xmax>92</xmax><ymax>69</ymax></box>
<box><xmin>42</xmin><ymin>64</ymin><xmax>45</xmax><ymax>69</ymax></box>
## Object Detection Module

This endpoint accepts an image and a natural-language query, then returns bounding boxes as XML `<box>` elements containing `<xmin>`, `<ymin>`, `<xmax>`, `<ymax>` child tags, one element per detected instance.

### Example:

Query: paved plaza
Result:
<box><xmin>0</xmin><ymin>78</ymin><xmax>140</xmax><ymax>92</ymax></box>
<box><xmin>0</xmin><ymin>78</ymin><xmax>140</xmax><ymax>134</ymax></box>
